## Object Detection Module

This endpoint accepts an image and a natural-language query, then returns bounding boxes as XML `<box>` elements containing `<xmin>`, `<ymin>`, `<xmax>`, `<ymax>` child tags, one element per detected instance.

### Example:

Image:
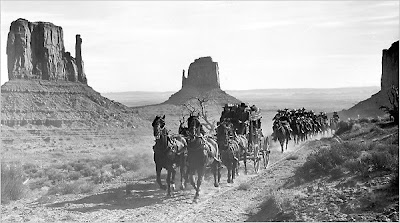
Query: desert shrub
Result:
<box><xmin>30</xmin><ymin>169</ymin><xmax>45</xmax><ymax>178</ymax></box>
<box><xmin>363</xmin><ymin>151</ymin><xmax>398</xmax><ymax>172</ymax></box>
<box><xmin>80</xmin><ymin>166</ymin><xmax>97</xmax><ymax>177</ymax></box>
<box><xmin>48</xmin><ymin>181</ymin><xmax>79</xmax><ymax>195</ymax></box>
<box><xmin>330</xmin><ymin>166</ymin><xmax>345</xmax><ymax>180</ymax></box>
<box><xmin>67</xmin><ymin>171</ymin><xmax>82</xmax><ymax>180</ymax></box>
<box><xmin>370</xmin><ymin>125</ymin><xmax>385</xmax><ymax>134</ymax></box>
<box><xmin>295</xmin><ymin>142</ymin><xmax>363</xmax><ymax>180</ymax></box>
<box><xmin>335</xmin><ymin>121</ymin><xmax>354</xmax><ymax>135</ymax></box>
<box><xmin>23</xmin><ymin>163</ymin><xmax>39</xmax><ymax>175</ymax></box>
<box><xmin>91</xmin><ymin>170</ymin><xmax>113</xmax><ymax>184</ymax></box>
<box><xmin>358</xmin><ymin>118</ymin><xmax>371</xmax><ymax>124</ymax></box>
<box><xmin>370</xmin><ymin>118</ymin><xmax>380</xmax><ymax>123</ymax></box>
<box><xmin>71</xmin><ymin>161</ymin><xmax>88</xmax><ymax>172</ymax></box>
<box><xmin>46</xmin><ymin>168</ymin><xmax>67</xmax><ymax>183</ymax></box>
<box><xmin>29</xmin><ymin>177</ymin><xmax>51</xmax><ymax>190</ymax></box>
<box><xmin>1</xmin><ymin>163</ymin><xmax>28</xmax><ymax>204</ymax></box>
<box><xmin>343</xmin><ymin>159</ymin><xmax>369</xmax><ymax>175</ymax></box>
<box><xmin>351</xmin><ymin>123</ymin><xmax>362</xmax><ymax>131</ymax></box>
<box><xmin>61</xmin><ymin>163</ymin><xmax>74</xmax><ymax>172</ymax></box>
<box><xmin>78</xmin><ymin>181</ymin><xmax>96</xmax><ymax>193</ymax></box>
<box><xmin>370</xmin><ymin>143</ymin><xmax>399</xmax><ymax>156</ymax></box>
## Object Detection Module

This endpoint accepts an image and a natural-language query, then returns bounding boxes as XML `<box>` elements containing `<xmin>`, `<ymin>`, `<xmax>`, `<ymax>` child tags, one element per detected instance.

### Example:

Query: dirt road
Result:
<box><xmin>2</xmin><ymin>139</ymin><xmax>318</xmax><ymax>222</ymax></box>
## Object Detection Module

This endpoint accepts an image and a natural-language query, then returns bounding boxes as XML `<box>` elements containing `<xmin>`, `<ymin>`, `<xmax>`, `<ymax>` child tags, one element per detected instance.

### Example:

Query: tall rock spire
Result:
<box><xmin>75</xmin><ymin>34</ymin><xmax>87</xmax><ymax>84</ymax></box>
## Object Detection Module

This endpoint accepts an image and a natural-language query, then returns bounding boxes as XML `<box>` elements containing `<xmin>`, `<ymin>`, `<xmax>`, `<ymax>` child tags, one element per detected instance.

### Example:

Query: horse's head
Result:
<box><xmin>217</xmin><ymin>120</ymin><xmax>234</xmax><ymax>146</ymax></box>
<box><xmin>178</xmin><ymin>118</ymin><xmax>188</xmax><ymax>136</ymax></box>
<box><xmin>152</xmin><ymin>115</ymin><xmax>165</xmax><ymax>139</ymax></box>
<box><xmin>188</xmin><ymin>115</ymin><xmax>201</xmax><ymax>137</ymax></box>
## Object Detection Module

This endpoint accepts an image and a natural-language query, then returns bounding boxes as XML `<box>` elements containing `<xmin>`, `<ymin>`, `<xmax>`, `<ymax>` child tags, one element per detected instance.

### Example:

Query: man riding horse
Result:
<box><xmin>272</xmin><ymin>109</ymin><xmax>292</xmax><ymax>141</ymax></box>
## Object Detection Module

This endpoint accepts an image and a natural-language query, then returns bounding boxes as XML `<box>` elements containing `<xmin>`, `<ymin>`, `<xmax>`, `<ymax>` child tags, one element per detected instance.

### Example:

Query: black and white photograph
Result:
<box><xmin>1</xmin><ymin>1</ymin><xmax>399</xmax><ymax>222</ymax></box>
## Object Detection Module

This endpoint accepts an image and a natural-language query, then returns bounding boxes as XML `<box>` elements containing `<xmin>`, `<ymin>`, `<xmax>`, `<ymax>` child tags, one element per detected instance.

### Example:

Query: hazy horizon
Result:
<box><xmin>101</xmin><ymin>85</ymin><xmax>380</xmax><ymax>94</ymax></box>
<box><xmin>1</xmin><ymin>1</ymin><xmax>398</xmax><ymax>92</ymax></box>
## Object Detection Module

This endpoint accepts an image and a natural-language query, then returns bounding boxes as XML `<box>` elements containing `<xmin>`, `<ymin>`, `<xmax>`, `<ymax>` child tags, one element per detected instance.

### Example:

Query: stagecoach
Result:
<box><xmin>219</xmin><ymin>103</ymin><xmax>270</xmax><ymax>173</ymax></box>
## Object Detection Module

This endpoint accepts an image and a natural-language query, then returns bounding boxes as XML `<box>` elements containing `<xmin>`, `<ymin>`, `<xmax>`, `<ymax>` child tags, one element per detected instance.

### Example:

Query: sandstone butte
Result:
<box><xmin>1</xmin><ymin>18</ymin><xmax>145</xmax><ymax>128</ymax></box>
<box><xmin>7</xmin><ymin>18</ymin><xmax>86</xmax><ymax>83</ymax></box>
<box><xmin>164</xmin><ymin>56</ymin><xmax>241</xmax><ymax>105</ymax></box>
<box><xmin>339</xmin><ymin>40</ymin><xmax>399</xmax><ymax>119</ymax></box>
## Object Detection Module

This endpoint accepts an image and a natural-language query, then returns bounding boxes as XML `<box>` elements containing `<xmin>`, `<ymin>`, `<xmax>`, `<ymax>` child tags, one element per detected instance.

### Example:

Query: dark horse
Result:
<box><xmin>187</xmin><ymin>115</ymin><xmax>221</xmax><ymax>200</ymax></box>
<box><xmin>273</xmin><ymin>120</ymin><xmax>290</xmax><ymax>153</ymax></box>
<box><xmin>152</xmin><ymin>115</ymin><xmax>188</xmax><ymax>196</ymax></box>
<box><xmin>217</xmin><ymin>120</ymin><xmax>241</xmax><ymax>183</ymax></box>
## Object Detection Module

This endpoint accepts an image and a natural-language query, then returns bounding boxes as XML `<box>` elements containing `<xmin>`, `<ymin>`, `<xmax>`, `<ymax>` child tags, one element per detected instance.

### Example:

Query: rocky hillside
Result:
<box><xmin>164</xmin><ymin>57</ymin><xmax>241</xmax><ymax>105</ymax></box>
<box><xmin>338</xmin><ymin>41</ymin><xmax>399</xmax><ymax>119</ymax></box>
<box><xmin>1</xmin><ymin>79</ymin><xmax>144</xmax><ymax>129</ymax></box>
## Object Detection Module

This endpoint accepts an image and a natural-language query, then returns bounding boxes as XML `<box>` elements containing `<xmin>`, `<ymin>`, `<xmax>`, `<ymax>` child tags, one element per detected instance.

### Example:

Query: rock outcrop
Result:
<box><xmin>338</xmin><ymin>41</ymin><xmax>399</xmax><ymax>119</ymax></box>
<box><xmin>2</xmin><ymin>19</ymin><xmax>146</xmax><ymax>130</ymax></box>
<box><xmin>164</xmin><ymin>56</ymin><xmax>240</xmax><ymax>105</ymax></box>
<box><xmin>182</xmin><ymin>57</ymin><xmax>220</xmax><ymax>89</ymax></box>
<box><xmin>381</xmin><ymin>41</ymin><xmax>399</xmax><ymax>91</ymax></box>
<box><xmin>6</xmin><ymin>18</ymin><xmax>86</xmax><ymax>84</ymax></box>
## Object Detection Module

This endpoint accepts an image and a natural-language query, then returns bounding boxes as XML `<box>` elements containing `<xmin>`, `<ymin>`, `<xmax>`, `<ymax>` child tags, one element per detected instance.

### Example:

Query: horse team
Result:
<box><xmin>271</xmin><ymin>108</ymin><xmax>340</xmax><ymax>152</ymax></box>
<box><xmin>152</xmin><ymin>107</ymin><xmax>339</xmax><ymax>200</ymax></box>
<box><xmin>151</xmin><ymin>103</ymin><xmax>268</xmax><ymax>200</ymax></box>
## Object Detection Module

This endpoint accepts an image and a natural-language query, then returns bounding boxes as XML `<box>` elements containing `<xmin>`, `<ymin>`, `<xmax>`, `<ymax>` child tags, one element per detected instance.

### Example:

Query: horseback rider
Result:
<box><xmin>333</xmin><ymin>111</ymin><xmax>339</xmax><ymax>121</ymax></box>
<box><xmin>272</xmin><ymin>109</ymin><xmax>292</xmax><ymax>140</ymax></box>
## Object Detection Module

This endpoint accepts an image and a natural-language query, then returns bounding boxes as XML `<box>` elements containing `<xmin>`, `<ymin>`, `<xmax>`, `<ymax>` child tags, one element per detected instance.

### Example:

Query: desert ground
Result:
<box><xmin>1</xmin><ymin>88</ymin><xmax>398</xmax><ymax>222</ymax></box>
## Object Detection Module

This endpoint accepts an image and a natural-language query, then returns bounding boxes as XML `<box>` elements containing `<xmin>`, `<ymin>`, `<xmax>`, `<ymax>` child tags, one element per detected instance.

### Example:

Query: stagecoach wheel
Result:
<box><xmin>253</xmin><ymin>144</ymin><xmax>260</xmax><ymax>173</ymax></box>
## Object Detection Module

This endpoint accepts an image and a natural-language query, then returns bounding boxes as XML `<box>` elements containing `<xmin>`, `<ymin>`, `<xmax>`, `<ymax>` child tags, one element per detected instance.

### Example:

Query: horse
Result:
<box><xmin>151</xmin><ymin>115</ymin><xmax>188</xmax><ymax>196</ymax></box>
<box><xmin>217</xmin><ymin>121</ymin><xmax>241</xmax><ymax>182</ymax></box>
<box><xmin>329</xmin><ymin>117</ymin><xmax>339</xmax><ymax>135</ymax></box>
<box><xmin>187</xmin><ymin>115</ymin><xmax>221</xmax><ymax>200</ymax></box>
<box><xmin>273</xmin><ymin>120</ymin><xmax>290</xmax><ymax>153</ymax></box>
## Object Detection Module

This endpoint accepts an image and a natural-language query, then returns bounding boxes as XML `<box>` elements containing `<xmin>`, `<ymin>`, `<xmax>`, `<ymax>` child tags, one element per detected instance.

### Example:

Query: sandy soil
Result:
<box><xmin>2</xmin><ymin>134</ymin><xmax>313</xmax><ymax>222</ymax></box>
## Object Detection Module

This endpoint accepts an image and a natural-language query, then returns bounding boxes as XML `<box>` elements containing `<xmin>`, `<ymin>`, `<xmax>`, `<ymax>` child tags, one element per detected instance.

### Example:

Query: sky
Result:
<box><xmin>0</xmin><ymin>1</ymin><xmax>399</xmax><ymax>93</ymax></box>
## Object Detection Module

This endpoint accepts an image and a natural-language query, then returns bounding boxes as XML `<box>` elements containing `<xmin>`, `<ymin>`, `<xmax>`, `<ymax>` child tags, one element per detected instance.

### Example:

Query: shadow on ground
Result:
<box><xmin>47</xmin><ymin>174</ymin><xmax>193</xmax><ymax>213</ymax></box>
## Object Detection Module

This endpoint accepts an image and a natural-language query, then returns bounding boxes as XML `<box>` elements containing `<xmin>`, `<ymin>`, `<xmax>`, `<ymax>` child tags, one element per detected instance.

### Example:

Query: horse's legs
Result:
<box><xmin>180</xmin><ymin>155</ymin><xmax>187</xmax><ymax>190</ymax></box>
<box><xmin>212</xmin><ymin>162</ymin><xmax>220</xmax><ymax>187</ymax></box>
<box><xmin>227</xmin><ymin>162</ymin><xmax>232</xmax><ymax>183</ymax></box>
<box><xmin>156</xmin><ymin>164</ymin><xmax>166</xmax><ymax>190</ymax></box>
<box><xmin>217</xmin><ymin>162</ymin><xmax>221</xmax><ymax>184</ymax></box>
<box><xmin>170</xmin><ymin>167</ymin><xmax>176</xmax><ymax>191</ymax></box>
<box><xmin>166</xmin><ymin>169</ymin><xmax>172</xmax><ymax>196</ymax></box>
<box><xmin>243</xmin><ymin>147</ymin><xmax>247</xmax><ymax>175</ymax></box>
<box><xmin>232</xmin><ymin>159</ymin><xmax>238</xmax><ymax>183</ymax></box>
<box><xmin>194</xmin><ymin>167</ymin><xmax>204</xmax><ymax>200</ymax></box>
<box><xmin>189</xmin><ymin>169</ymin><xmax>197</xmax><ymax>191</ymax></box>
<box><xmin>285</xmin><ymin>138</ymin><xmax>289</xmax><ymax>151</ymax></box>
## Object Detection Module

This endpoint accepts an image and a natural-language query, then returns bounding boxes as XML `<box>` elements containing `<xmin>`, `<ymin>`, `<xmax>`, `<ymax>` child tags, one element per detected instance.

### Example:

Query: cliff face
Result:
<box><xmin>182</xmin><ymin>57</ymin><xmax>220</xmax><ymax>90</ymax></box>
<box><xmin>6</xmin><ymin>18</ymin><xmax>86</xmax><ymax>84</ymax></box>
<box><xmin>338</xmin><ymin>40</ymin><xmax>399</xmax><ymax>119</ymax></box>
<box><xmin>381</xmin><ymin>41</ymin><xmax>399</xmax><ymax>91</ymax></box>
<box><xmin>165</xmin><ymin>56</ymin><xmax>240</xmax><ymax>105</ymax></box>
